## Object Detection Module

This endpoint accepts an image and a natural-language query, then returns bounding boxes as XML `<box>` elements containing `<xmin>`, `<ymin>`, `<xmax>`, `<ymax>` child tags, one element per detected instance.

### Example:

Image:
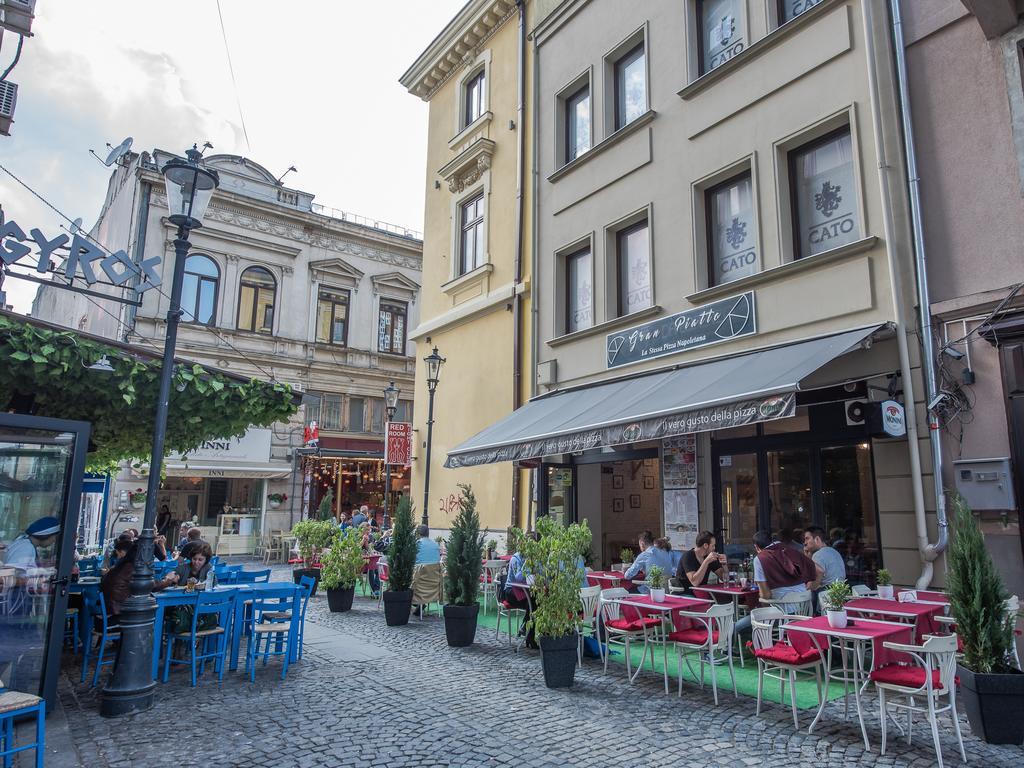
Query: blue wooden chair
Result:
<box><xmin>0</xmin><ymin>690</ymin><xmax>44</xmax><ymax>768</ymax></box>
<box><xmin>234</xmin><ymin>569</ymin><xmax>271</xmax><ymax>584</ymax></box>
<box><xmin>246</xmin><ymin>590</ymin><xmax>299</xmax><ymax>681</ymax></box>
<box><xmin>162</xmin><ymin>591</ymin><xmax>233</xmax><ymax>687</ymax></box>
<box><xmin>81</xmin><ymin>591</ymin><xmax>120</xmax><ymax>688</ymax></box>
<box><xmin>64</xmin><ymin>606</ymin><xmax>80</xmax><ymax>654</ymax></box>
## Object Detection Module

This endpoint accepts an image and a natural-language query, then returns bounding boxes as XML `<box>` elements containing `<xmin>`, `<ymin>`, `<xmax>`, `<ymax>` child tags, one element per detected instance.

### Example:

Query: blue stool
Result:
<box><xmin>0</xmin><ymin>691</ymin><xmax>44</xmax><ymax>768</ymax></box>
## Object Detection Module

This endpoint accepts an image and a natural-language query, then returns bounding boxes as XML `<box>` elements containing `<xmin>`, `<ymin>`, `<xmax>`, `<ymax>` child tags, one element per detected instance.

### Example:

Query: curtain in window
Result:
<box><xmin>701</xmin><ymin>0</ymin><xmax>746</xmax><ymax>73</ymax></box>
<box><xmin>794</xmin><ymin>130</ymin><xmax>858</xmax><ymax>258</ymax></box>
<box><xmin>710</xmin><ymin>175</ymin><xmax>757</xmax><ymax>285</ymax></box>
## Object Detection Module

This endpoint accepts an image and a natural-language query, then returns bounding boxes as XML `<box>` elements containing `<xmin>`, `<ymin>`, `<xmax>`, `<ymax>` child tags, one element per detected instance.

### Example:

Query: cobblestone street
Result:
<box><xmin>29</xmin><ymin>566</ymin><xmax>1020</xmax><ymax>768</ymax></box>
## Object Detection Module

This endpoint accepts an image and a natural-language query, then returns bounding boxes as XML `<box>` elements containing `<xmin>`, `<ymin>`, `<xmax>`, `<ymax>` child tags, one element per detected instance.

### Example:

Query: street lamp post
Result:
<box><xmin>421</xmin><ymin>346</ymin><xmax>445</xmax><ymax>528</ymax></box>
<box><xmin>100</xmin><ymin>145</ymin><xmax>218</xmax><ymax>717</ymax></box>
<box><xmin>382</xmin><ymin>381</ymin><xmax>400</xmax><ymax>521</ymax></box>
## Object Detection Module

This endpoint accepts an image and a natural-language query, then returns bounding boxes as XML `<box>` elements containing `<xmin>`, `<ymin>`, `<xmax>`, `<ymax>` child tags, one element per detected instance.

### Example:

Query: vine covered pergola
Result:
<box><xmin>0</xmin><ymin>311</ymin><xmax>301</xmax><ymax>470</ymax></box>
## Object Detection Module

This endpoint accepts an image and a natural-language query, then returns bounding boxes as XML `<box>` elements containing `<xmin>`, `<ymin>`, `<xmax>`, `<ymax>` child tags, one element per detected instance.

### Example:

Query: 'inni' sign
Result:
<box><xmin>606</xmin><ymin>292</ymin><xmax>756</xmax><ymax>369</ymax></box>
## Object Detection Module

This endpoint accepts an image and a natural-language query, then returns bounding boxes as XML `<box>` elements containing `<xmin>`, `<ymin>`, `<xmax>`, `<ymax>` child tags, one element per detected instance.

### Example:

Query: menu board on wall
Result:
<box><xmin>662</xmin><ymin>434</ymin><xmax>697</xmax><ymax>489</ymax></box>
<box><xmin>664</xmin><ymin>488</ymin><xmax>699</xmax><ymax>549</ymax></box>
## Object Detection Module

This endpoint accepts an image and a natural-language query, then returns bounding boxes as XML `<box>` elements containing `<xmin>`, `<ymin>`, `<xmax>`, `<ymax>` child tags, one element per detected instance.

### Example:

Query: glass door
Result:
<box><xmin>766</xmin><ymin>448</ymin><xmax>813</xmax><ymax>547</ymax></box>
<box><xmin>717</xmin><ymin>453</ymin><xmax>759</xmax><ymax>560</ymax></box>
<box><xmin>0</xmin><ymin>413</ymin><xmax>88</xmax><ymax>707</ymax></box>
<box><xmin>543</xmin><ymin>464</ymin><xmax>575</xmax><ymax>527</ymax></box>
<box><xmin>820</xmin><ymin>443</ymin><xmax>879</xmax><ymax>583</ymax></box>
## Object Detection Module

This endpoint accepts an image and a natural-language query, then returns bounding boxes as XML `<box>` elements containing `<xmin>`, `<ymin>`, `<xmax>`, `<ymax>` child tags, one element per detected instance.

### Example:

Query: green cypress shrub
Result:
<box><xmin>444</xmin><ymin>484</ymin><xmax>485</xmax><ymax>606</ymax></box>
<box><xmin>387</xmin><ymin>495</ymin><xmax>418</xmax><ymax>593</ymax></box>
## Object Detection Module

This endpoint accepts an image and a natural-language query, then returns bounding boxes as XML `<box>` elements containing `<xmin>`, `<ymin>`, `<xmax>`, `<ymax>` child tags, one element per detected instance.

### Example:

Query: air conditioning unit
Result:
<box><xmin>0</xmin><ymin>80</ymin><xmax>16</xmax><ymax>136</ymax></box>
<box><xmin>1</xmin><ymin>0</ymin><xmax>36</xmax><ymax>36</ymax></box>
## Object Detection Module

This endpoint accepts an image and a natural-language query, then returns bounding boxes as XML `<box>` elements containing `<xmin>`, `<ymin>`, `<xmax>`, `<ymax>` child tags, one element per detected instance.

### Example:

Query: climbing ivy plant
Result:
<box><xmin>0</xmin><ymin>314</ymin><xmax>298</xmax><ymax>471</ymax></box>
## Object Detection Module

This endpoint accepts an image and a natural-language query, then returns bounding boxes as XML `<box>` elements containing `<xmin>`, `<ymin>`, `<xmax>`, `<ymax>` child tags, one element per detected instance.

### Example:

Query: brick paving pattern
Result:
<box><xmin>49</xmin><ymin>565</ymin><xmax>1024</xmax><ymax>767</ymax></box>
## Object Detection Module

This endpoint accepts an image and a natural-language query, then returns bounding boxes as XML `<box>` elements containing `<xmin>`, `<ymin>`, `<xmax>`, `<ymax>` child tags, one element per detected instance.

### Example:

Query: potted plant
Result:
<box><xmin>522</xmin><ymin>517</ymin><xmax>592</xmax><ymax>688</ymax></box>
<box><xmin>822</xmin><ymin>580</ymin><xmax>853</xmax><ymax>628</ymax></box>
<box><xmin>321</xmin><ymin>526</ymin><xmax>364</xmax><ymax>612</ymax></box>
<box><xmin>876</xmin><ymin>568</ymin><xmax>894</xmax><ymax>599</ymax></box>
<box><xmin>129</xmin><ymin>488</ymin><xmax>147</xmax><ymax>509</ymax></box>
<box><xmin>290</xmin><ymin>519</ymin><xmax>335</xmax><ymax>596</ymax></box>
<box><xmin>383</xmin><ymin>495</ymin><xmax>417</xmax><ymax>626</ymax></box>
<box><xmin>443</xmin><ymin>484</ymin><xmax>485</xmax><ymax>647</ymax></box>
<box><xmin>647</xmin><ymin>566</ymin><xmax>667</xmax><ymax>603</ymax></box>
<box><xmin>620</xmin><ymin>548</ymin><xmax>634</xmax><ymax>568</ymax></box>
<box><xmin>485</xmin><ymin>538</ymin><xmax>498</xmax><ymax>561</ymax></box>
<box><xmin>947</xmin><ymin>495</ymin><xmax>1023</xmax><ymax>744</ymax></box>
<box><xmin>267</xmin><ymin>492</ymin><xmax>288</xmax><ymax>510</ymax></box>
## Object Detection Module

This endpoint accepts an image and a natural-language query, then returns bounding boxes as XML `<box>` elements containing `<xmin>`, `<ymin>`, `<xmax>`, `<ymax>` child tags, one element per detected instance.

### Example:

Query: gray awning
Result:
<box><xmin>445</xmin><ymin>325</ymin><xmax>887</xmax><ymax>468</ymax></box>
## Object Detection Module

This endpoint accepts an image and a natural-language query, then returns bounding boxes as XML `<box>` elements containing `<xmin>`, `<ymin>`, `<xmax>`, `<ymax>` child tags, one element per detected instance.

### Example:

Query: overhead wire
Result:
<box><xmin>215</xmin><ymin>0</ymin><xmax>252</xmax><ymax>154</ymax></box>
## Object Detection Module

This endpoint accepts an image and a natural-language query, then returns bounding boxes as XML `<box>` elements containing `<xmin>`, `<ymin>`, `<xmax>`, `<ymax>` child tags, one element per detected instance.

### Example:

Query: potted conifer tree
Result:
<box><xmin>443</xmin><ymin>484</ymin><xmax>485</xmax><ymax>647</ymax></box>
<box><xmin>947</xmin><ymin>494</ymin><xmax>1023</xmax><ymax>744</ymax></box>
<box><xmin>321</xmin><ymin>526</ymin><xmax>364</xmax><ymax>612</ymax></box>
<box><xmin>523</xmin><ymin>517</ymin><xmax>591</xmax><ymax>688</ymax></box>
<box><xmin>383</xmin><ymin>495</ymin><xmax>417</xmax><ymax>626</ymax></box>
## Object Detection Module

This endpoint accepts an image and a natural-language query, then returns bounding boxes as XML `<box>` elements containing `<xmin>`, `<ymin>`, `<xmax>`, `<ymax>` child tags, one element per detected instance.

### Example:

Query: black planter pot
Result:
<box><xmin>443</xmin><ymin>604</ymin><xmax>479</xmax><ymax>647</ymax></box>
<box><xmin>383</xmin><ymin>590</ymin><xmax>413</xmax><ymax>626</ymax></box>
<box><xmin>293</xmin><ymin>567</ymin><xmax>321</xmax><ymax>596</ymax></box>
<box><xmin>957</xmin><ymin>664</ymin><xmax>1024</xmax><ymax>745</ymax></box>
<box><xmin>326</xmin><ymin>586</ymin><xmax>355</xmax><ymax>612</ymax></box>
<box><xmin>538</xmin><ymin>634</ymin><xmax>578</xmax><ymax>689</ymax></box>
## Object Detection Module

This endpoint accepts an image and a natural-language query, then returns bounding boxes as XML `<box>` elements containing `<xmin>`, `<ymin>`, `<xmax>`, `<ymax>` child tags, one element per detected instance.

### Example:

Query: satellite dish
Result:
<box><xmin>70</xmin><ymin>218</ymin><xmax>83</xmax><ymax>235</ymax></box>
<box><xmin>104</xmin><ymin>137</ymin><xmax>133</xmax><ymax>166</ymax></box>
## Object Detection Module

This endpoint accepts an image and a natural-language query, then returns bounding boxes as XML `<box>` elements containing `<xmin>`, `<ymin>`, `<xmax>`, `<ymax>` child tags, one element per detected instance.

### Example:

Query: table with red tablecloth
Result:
<box><xmin>612</xmin><ymin>593</ymin><xmax>712</xmax><ymax>632</ymax></box>
<box><xmin>843</xmin><ymin>596</ymin><xmax>945</xmax><ymax>640</ymax></box>
<box><xmin>693</xmin><ymin>584</ymin><xmax>760</xmax><ymax>610</ymax></box>
<box><xmin>894</xmin><ymin>587</ymin><xmax>949</xmax><ymax>604</ymax></box>
<box><xmin>362</xmin><ymin>553</ymin><xmax>381</xmax><ymax>574</ymax></box>
<box><xmin>587</xmin><ymin>570</ymin><xmax>630</xmax><ymax>590</ymax></box>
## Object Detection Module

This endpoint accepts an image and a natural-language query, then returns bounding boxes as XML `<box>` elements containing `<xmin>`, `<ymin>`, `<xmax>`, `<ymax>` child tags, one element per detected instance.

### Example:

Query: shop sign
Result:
<box><xmin>445</xmin><ymin>392</ymin><xmax>794</xmax><ymax>468</ymax></box>
<box><xmin>606</xmin><ymin>292</ymin><xmax>756</xmax><ymax>369</ymax></box>
<box><xmin>170</xmin><ymin>428</ymin><xmax>272</xmax><ymax>463</ymax></box>
<box><xmin>0</xmin><ymin>217</ymin><xmax>162</xmax><ymax>293</ymax></box>
<box><xmin>385</xmin><ymin>422</ymin><xmax>412</xmax><ymax>466</ymax></box>
<box><xmin>881</xmin><ymin>400</ymin><xmax>906</xmax><ymax>438</ymax></box>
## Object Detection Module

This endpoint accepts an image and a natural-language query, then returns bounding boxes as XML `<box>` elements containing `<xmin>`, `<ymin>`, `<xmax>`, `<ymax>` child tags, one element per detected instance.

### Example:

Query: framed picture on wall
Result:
<box><xmin>613</xmin><ymin>498</ymin><xmax>624</xmax><ymax>513</ymax></box>
<box><xmin>629</xmin><ymin>494</ymin><xmax>641</xmax><ymax>509</ymax></box>
<box><xmin>612</xmin><ymin>474</ymin><xmax>624</xmax><ymax>489</ymax></box>
<box><xmin>643</xmin><ymin>476</ymin><xmax>655</xmax><ymax>489</ymax></box>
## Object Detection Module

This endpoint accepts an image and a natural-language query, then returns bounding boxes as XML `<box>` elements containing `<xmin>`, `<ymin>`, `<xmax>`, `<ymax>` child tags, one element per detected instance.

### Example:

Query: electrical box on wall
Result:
<box><xmin>953</xmin><ymin>458</ymin><xmax>1015</xmax><ymax>511</ymax></box>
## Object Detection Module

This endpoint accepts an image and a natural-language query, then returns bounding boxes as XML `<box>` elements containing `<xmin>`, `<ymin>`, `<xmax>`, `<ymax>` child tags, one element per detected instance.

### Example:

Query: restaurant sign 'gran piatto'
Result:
<box><xmin>606</xmin><ymin>291</ymin><xmax>756</xmax><ymax>369</ymax></box>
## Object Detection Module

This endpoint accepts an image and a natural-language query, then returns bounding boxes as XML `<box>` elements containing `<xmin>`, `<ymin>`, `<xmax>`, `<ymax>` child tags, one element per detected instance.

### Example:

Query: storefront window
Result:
<box><xmin>767</xmin><ymin>448</ymin><xmax>812</xmax><ymax>543</ymax></box>
<box><xmin>821</xmin><ymin>443</ymin><xmax>879</xmax><ymax>583</ymax></box>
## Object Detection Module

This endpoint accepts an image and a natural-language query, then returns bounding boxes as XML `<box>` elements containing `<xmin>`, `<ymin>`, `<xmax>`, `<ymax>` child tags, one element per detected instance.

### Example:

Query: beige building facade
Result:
<box><xmin>446</xmin><ymin>0</ymin><xmax>946</xmax><ymax>586</ymax></box>
<box><xmin>401</xmin><ymin>0</ymin><xmax>533</xmax><ymax>541</ymax></box>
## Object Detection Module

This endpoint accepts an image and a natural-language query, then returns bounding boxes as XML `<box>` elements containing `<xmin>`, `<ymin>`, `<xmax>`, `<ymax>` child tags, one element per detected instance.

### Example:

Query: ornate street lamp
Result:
<box><xmin>100</xmin><ymin>145</ymin><xmax>218</xmax><ymax>717</ymax></box>
<box><xmin>383</xmin><ymin>380</ymin><xmax>400</xmax><ymax>520</ymax></box>
<box><xmin>421</xmin><ymin>346</ymin><xmax>445</xmax><ymax>527</ymax></box>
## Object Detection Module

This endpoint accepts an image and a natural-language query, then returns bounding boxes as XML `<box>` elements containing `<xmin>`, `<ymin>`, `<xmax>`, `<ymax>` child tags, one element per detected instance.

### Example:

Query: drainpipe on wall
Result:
<box><xmin>862</xmin><ymin>1</ymin><xmax>943</xmax><ymax>588</ymax></box>
<box><xmin>528</xmin><ymin>7</ymin><xmax>542</xmax><ymax>530</ymax></box>
<box><xmin>510</xmin><ymin>0</ymin><xmax>527</xmax><ymax>531</ymax></box>
<box><xmin>889</xmin><ymin>0</ymin><xmax>949</xmax><ymax>574</ymax></box>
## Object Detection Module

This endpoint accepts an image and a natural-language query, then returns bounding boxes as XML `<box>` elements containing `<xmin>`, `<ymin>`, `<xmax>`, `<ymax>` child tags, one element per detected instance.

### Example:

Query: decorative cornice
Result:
<box><xmin>371</xmin><ymin>271</ymin><xmax>421</xmax><ymax>301</ymax></box>
<box><xmin>400</xmin><ymin>0</ymin><xmax>518</xmax><ymax>101</ymax></box>
<box><xmin>439</xmin><ymin>138</ymin><xmax>496</xmax><ymax>193</ymax></box>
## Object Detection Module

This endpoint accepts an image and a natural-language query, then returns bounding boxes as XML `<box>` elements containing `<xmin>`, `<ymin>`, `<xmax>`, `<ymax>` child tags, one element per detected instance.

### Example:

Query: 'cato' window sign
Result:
<box><xmin>0</xmin><ymin>215</ymin><xmax>161</xmax><ymax>300</ymax></box>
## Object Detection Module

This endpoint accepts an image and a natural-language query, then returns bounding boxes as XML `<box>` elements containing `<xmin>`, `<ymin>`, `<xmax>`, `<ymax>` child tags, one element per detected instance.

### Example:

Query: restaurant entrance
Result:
<box><xmin>711</xmin><ymin>401</ymin><xmax>882</xmax><ymax>584</ymax></box>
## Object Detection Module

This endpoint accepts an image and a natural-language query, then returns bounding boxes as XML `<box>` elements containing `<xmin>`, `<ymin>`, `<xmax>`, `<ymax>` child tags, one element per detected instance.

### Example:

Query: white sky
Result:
<box><xmin>0</xmin><ymin>0</ymin><xmax>465</xmax><ymax>313</ymax></box>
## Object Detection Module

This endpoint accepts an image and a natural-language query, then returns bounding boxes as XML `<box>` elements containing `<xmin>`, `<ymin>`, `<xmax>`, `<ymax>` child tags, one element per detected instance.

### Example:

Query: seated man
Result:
<box><xmin>736</xmin><ymin>530</ymin><xmax>817</xmax><ymax>635</ymax></box>
<box><xmin>622</xmin><ymin>531</ymin><xmax>676</xmax><ymax>593</ymax></box>
<box><xmin>415</xmin><ymin>525</ymin><xmax>441</xmax><ymax>564</ymax></box>
<box><xmin>674</xmin><ymin>531</ymin><xmax>727</xmax><ymax>593</ymax></box>
<box><xmin>803</xmin><ymin>525</ymin><xmax>846</xmax><ymax>613</ymax></box>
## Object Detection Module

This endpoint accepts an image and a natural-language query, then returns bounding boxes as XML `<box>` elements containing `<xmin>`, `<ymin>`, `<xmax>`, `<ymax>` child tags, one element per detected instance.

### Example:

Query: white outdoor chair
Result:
<box><xmin>761</xmin><ymin>590</ymin><xmax>813</xmax><ymax>617</ymax></box>
<box><xmin>749</xmin><ymin>608</ymin><xmax>823</xmax><ymax>728</ymax></box>
<box><xmin>871</xmin><ymin>633</ymin><xmax>965</xmax><ymax>768</ymax></box>
<box><xmin>939</xmin><ymin>595</ymin><xmax>1021</xmax><ymax>669</ymax></box>
<box><xmin>598</xmin><ymin>588</ymin><xmax>661</xmax><ymax>684</ymax></box>
<box><xmin>852</xmin><ymin>584</ymin><xmax>875</xmax><ymax>597</ymax></box>
<box><xmin>578</xmin><ymin>585</ymin><xmax>601</xmax><ymax>666</ymax></box>
<box><xmin>480</xmin><ymin>560</ymin><xmax>505</xmax><ymax>615</ymax></box>
<box><xmin>375</xmin><ymin>556</ymin><xmax>389</xmax><ymax>610</ymax></box>
<box><xmin>496</xmin><ymin>588</ymin><xmax>531</xmax><ymax>647</ymax></box>
<box><xmin>673</xmin><ymin>602</ymin><xmax>737</xmax><ymax>704</ymax></box>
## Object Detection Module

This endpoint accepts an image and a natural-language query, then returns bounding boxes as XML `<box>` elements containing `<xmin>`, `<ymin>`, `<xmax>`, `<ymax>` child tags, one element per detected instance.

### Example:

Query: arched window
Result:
<box><xmin>181</xmin><ymin>254</ymin><xmax>219</xmax><ymax>325</ymax></box>
<box><xmin>237</xmin><ymin>266</ymin><xmax>276</xmax><ymax>334</ymax></box>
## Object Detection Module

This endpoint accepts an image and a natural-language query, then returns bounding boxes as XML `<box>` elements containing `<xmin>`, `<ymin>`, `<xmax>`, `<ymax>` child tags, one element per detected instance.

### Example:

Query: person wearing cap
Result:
<box><xmin>4</xmin><ymin>516</ymin><xmax>60</xmax><ymax>570</ymax></box>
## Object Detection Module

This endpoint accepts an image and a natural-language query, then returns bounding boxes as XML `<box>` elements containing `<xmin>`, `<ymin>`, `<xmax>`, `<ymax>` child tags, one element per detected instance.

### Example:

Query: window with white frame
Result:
<box><xmin>790</xmin><ymin>127</ymin><xmax>859</xmax><ymax>259</ymax></box>
<box><xmin>565</xmin><ymin>84</ymin><xmax>591</xmax><ymax>162</ymax></box>
<box><xmin>697</xmin><ymin>0</ymin><xmax>747</xmax><ymax>75</ymax></box>
<box><xmin>316</xmin><ymin>287</ymin><xmax>349</xmax><ymax>345</ymax></box>
<box><xmin>181</xmin><ymin>254</ymin><xmax>218</xmax><ymax>325</ymax></box>
<box><xmin>463</xmin><ymin>69</ymin><xmax>485</xmax><ymax>127</ymax></box>
<box><xmin>565</xmin><ymin>248</ymin><xmax>593</xmax><ymax>333</ymax></box>
<box><xmin>706</xmin><ymin>172</ymin><xmax>757</xmax><ymax>286</ymax></box>
<box><xmin>778</xmin><ymin>0</ymin><xmax>825</xmax><ymax>24</ymax></box>
<box><xmin>377</xmin><ymin>300</ymin><xmax>407</xmax><ymax>355</ymax></box>
<box><xmin>318</xmin><ymin>393</ymin><xmax>343</xmax><ymax>431</ymax></box>
<box><xmin>615</xmin><ymin>220</ymin><xmax>652</xmax><ymax>316</ymax></box>
<box><xmin>348</xmin><ymin>397</ymin><xmax>366</xmax><ymax>432</ymax></box>
<box><xmin>614</xmin><ymin>43</ymin><xmax>646</xmax><ymax>131</ymax></box>
<box><xmin>458</xmin><ymin>193</ymin><xmax>485</xmax><ymax>275</ymax></box>
<box><xmin>237</xmin><ymin>266</ymin><xmax>276</xmax><ymax>334</ymax></box>
<box><xmin>370</xmin><ymin>398</ymin><xmax>385</xmax><ymax>433</ymax></box>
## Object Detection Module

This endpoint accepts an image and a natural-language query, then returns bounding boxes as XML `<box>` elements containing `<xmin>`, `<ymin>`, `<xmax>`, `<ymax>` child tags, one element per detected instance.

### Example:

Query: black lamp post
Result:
<box><xmin>382</xmin><ymin>380</ymin><xmax>400</xmax><ymax>520</ymax></box>
<box><xmin>100</xmin><ymin>145</ymin><xmax>218</xmax><ymax>717</ymax></box>
<box><xmin>421</xmin><ymin>346</ymin><xmax>445</xmax><ymax>528</ymax></box>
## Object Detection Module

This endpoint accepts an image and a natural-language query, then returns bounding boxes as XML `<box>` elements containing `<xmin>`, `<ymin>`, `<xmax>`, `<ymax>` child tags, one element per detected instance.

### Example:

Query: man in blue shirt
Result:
<box><xmin>351</xmin><ymin>506</ymin><xmax>369</xmax><ymax>526</ymax></box>
<box><xmin>415</xmin><ymin>525</ymin><xmax>440</xmax><ymax>564</ymax></box>
<box><xmin>623</xmin><ymin>531</ymin><xmax>676</xmax><ymax>593</ymax></box>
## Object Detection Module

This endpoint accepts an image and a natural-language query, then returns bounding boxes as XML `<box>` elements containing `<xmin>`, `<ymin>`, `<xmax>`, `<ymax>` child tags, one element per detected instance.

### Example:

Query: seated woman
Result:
<box><xmin>622</xmin><ymin>532</ymin><xmax>676</xmax><ymax>593</ymax></box>
<box><xmin>158</xmin><ymin>542</ymin><xmax>213</xmax><ymax>589</ymax></box>
<box><xmin>502</xmin><ymin>531</ymin><xmax>539</xmax><ymax>648</ymax></box>
<box><xmin>100</xmin><ymin>542</ymin><xmax>138</xmax><ymax>626</ymax></box>
<box><xmin>105</xmin><ymin>534</ymin><xmax>134</xmax><ymax>570</ymax></box>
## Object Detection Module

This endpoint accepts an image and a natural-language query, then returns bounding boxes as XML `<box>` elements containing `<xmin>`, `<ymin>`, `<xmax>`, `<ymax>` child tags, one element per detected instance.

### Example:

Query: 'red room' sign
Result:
<box><xmin>385</xmin><ymin>422</ymin><xmax>412</xmax><ymax>466</ymax></box>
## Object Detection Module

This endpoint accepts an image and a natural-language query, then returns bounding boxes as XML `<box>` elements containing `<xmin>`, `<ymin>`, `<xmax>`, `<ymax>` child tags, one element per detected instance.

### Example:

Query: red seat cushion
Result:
<box><xmin>667</xmin><ymin>628</ymin><xmax>720</xmax><ymax>645</ymax></box>
<box><xmin>606</xmin><ymin>617</ymin><xmax>661</xmax><ymax>632</ymax></box>
<box><xmin>753</xmin><ymin>643</ymin><xmax>822</xmax><ymax>666</ymax></box>
<box><xmin>869</xmin><ymin>664</ymin><xmax>945</xmax><ymax>690</ymax></box>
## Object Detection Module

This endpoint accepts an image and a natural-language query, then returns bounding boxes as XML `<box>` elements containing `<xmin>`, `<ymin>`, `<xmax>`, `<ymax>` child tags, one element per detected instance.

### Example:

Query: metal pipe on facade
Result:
<box><xmin>510</xmin><ymin>0</ymin><xmax>527</xmax><ymax>531</ymax></box>
<box><xmin>862</xmin><ymin>0</ymin><xmax>937</xmax><ymax>588</ymax></box>
<box><xmin>889</xmin><ymin>0</ymin><xmax>949</xmax><ymax>567</ymax></box>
